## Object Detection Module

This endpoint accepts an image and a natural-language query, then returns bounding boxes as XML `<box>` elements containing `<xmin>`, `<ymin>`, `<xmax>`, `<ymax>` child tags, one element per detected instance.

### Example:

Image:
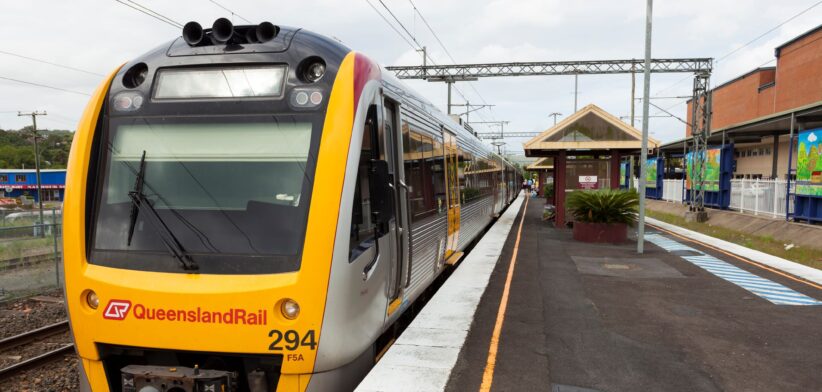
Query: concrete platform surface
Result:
<box><xmin>356</xmin><ymin>195</ymin><xmax>525</xmax><ymax>392</ymax></box>
<box><xmin>446</xmin><ymin>199</ymin><xmax>822</xmax><ymax>392</ymax></box>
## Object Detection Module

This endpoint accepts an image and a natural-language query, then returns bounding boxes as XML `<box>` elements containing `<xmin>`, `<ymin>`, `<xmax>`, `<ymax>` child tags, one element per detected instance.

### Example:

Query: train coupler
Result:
<box><xmin>121</xmin><ymin>364</ymin><xmax>237</xmax><ymax>392</ymax></box>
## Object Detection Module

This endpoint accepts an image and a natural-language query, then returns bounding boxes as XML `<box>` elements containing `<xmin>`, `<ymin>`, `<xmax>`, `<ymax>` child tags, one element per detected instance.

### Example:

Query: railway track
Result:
<box><xmin>0</xmin><ymin>320</ymin><xmax>74</xmax><ymax>382</ymax></box>
<box><xmin>0</xmin><ymin>252</ymin><xmax>58</xmax><ymax>272</ymax></box>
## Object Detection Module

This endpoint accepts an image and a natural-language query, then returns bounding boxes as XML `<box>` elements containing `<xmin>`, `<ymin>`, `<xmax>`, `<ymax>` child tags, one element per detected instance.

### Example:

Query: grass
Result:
<box><xmin>0</xmin><ymin>237</ymin><xmax>55</xmax><ymax>261</ymax></box>
<box><xmin>645</xmin><ymin>209</ymin><xmax>822</xmax><ymax>270</ymax></box>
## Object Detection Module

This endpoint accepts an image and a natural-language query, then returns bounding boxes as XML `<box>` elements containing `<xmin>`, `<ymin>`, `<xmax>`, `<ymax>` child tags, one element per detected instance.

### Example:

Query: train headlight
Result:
<box><xmin>298</xmin><ymin>57</ymin><xmax>326</xmax><ymax>83</ymax></box>
<box><xmin>281</xmin><ymin>298</ymin><xmax>300</xmax><ymax>320</ymax></box>
<box><xmin>86</xmin><ymin>290</ymin><xmax>99</xmax><ymax>309</ymax></box>
<box><xmin>113</xmin><ymin>92</ymin><xmax>144</xmax><ymax>112</ymax></box>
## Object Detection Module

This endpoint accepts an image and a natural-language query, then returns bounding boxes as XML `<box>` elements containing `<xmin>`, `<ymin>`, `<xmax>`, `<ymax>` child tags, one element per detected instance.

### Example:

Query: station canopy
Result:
<box><xmin>525</xmin><ymin>157</ymin><xmax>554</xmax><ymax>171</ymax></box>
<box><xmin>523</xmin><ymin>104</ymin><xmax>659</xmax><ymax>157</ymax></box>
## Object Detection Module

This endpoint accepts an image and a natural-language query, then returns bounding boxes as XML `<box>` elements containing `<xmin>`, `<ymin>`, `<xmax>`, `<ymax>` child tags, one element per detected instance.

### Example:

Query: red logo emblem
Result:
<box><xmin>103</xmin><ymin>300</ymin><xmax>132</xmax><ymax>320</ymax></box>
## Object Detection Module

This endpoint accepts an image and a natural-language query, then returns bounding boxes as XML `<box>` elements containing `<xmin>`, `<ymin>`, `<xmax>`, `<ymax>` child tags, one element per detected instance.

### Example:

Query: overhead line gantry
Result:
<box><xmin>386</xmin><ymin>57</ymin><xmax>714</xmax><ymax>211</ymax></box>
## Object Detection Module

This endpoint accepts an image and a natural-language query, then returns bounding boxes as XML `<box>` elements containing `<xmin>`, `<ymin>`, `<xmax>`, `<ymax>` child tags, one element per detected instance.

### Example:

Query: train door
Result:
<box><xmin>382</xmin><ymin>98</ymin><xmax>408</xmax><ymax>312</ymax></box>
<box><xmin>443</xmin><ymin>131</ymin><xmax>461</xmax><ymax>262</ymax></box>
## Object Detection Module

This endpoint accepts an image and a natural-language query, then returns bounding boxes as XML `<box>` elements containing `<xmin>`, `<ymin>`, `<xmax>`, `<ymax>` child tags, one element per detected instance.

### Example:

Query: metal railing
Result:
<box><xmin>0</xmin><ymin>211</ymin><xmax>62</xmax><ymax>300</ymax></box>
<box><xmin>729</xmin><ymin>179</ymin><xmax>793</xmax><ymax>218</ymax></box>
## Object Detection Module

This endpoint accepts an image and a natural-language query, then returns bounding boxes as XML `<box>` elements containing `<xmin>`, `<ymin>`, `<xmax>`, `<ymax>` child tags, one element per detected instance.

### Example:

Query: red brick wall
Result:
<box><xmin>773</xmin><ymin>30</ymin><xmax>822</xmax><ymax>112</ymax></box>
<box><xmin>684</xmin><ymin>28</ymin><xmax>822</xmax><ymax>136</ymax></box>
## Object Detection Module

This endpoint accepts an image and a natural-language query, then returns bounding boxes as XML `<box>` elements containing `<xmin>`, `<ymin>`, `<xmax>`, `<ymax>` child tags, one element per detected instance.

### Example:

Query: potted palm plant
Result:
<box><xmin>566</xmin><ymin>189</ymin><xmax>639</xmax><ymax>243</ymax></box>
<box><xmin>543</xmin><ymin>183</ymin><xmax>554</xmax><ymax>204</ymax></box>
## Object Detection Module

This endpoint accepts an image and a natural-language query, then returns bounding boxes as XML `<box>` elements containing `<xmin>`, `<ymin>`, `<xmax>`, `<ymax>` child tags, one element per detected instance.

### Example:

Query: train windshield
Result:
<box><xmin>90</xmin><ymin>115</ymin><xmax>321</xmax><ymax>274</ymax></box>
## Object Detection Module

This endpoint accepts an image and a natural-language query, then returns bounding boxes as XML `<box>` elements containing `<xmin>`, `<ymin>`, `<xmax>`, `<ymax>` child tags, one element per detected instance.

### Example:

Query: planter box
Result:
<box><xmin>572</xmin><ymin>221</ymin><xmax>628</xmax><ymax>243</ymax></box>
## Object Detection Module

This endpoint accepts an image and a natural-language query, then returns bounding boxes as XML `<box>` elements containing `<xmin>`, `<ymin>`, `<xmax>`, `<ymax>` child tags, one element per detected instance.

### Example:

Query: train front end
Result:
<box><xmin>63</xmin><ymin>20</ymin><xmax>360</xmax><ymax>391</ymax></box>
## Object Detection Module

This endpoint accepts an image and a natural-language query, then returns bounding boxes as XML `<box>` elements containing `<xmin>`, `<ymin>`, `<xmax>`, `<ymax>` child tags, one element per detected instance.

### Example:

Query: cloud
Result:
<box><xmin>0</xmin><ymin>0</ymin><xmax>820</xmax><ymax>148</ymax></box>
<box><xmin>809</xmin><ymin>132</ymin><xmax>817</xmax><ymax>143</ymax></box>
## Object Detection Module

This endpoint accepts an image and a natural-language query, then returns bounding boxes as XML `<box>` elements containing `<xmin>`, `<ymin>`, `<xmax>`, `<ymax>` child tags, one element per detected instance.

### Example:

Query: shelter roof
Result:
<box><xmin>526</xmin><ymin>157</ymin><xmax>554</xmax><ymax>170</ymax></box>
<box><xmin>523</xmin><ymin>104</ymin><xmax>660</xmax><ymax>156</ymax></box>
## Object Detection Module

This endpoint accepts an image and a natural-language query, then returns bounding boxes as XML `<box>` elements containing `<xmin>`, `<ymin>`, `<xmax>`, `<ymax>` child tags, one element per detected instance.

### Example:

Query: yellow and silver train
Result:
<box><xmin>63</xmin><ymin>18</ymin><xmax>519</xmax><ymax>392</ymax></box>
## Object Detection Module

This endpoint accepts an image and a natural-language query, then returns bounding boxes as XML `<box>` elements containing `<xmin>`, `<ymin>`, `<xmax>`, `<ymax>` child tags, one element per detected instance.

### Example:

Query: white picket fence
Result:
<box><xmin>662</xmin><ymin>179</ymin><xmax>685</xmax><ymax>203</ymax></box>
<box><xmin>729</xmin><ymin>178</ymin><xmax>793</xmax><ymax>218</ymax></box>
<box><xmin>636</xmin><ymin>177</ymin><xmax>794</xmax><ymax>219</ymax></box>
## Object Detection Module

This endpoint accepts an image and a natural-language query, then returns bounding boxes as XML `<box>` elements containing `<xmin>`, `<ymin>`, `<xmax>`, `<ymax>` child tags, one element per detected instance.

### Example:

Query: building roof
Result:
<box><xmin>523</xmin><ymin>104</ymin><xmax>660</xmax><ymax>155</ymax></box>
<box><xmin>658</xmin><ymin>99</ymin><xmax>822</xmax><ymax>153</ymax></box>
<box><xmin>775</xmin><ymin>23</ymin><xmax>822</xmax><ymax>57</ymax></box>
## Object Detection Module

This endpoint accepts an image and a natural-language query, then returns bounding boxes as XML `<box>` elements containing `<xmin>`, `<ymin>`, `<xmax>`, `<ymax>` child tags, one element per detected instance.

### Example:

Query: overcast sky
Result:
<box><xmin>1</xmin><ymin>0</ymin><xmax>820</xmax><ymax>154</ymax></box>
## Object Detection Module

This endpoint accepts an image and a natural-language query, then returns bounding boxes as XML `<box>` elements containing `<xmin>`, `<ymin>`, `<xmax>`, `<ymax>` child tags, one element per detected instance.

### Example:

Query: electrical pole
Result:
<box><xmin>631</xmin><ymin>65</ymin><xmax>636</xmax><ymax>127</ymax></box>
<box><xmin>18</xmin><ymin>110</ymin><xmax>47</xmax><ymax>236</ymax></box>
<box><xmin>637</xmin><ymin>0</ymin><xmax>653</xmax><ymax>254</ymax></box>
<box><xmin>548</xmin><ymin>112</ymin><xmax>562</xmax><ymax>126</ymax></box>
<box><xmin>574</xmin><ymin>74</ymin><xmax>579</xmax><ymax>112</ymax></box>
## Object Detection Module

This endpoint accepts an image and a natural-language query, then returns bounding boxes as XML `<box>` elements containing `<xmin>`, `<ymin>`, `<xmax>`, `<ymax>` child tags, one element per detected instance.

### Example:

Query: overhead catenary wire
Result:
<box><xmin>0</xmin><ymin>50</ymin><xmax>104</xmax><ymax>77</ymax></box>
<box><xmin>405</xmin><ymin>0</ymin><xmax>495</xmax><ymax>116</ymax></box>
<box><xmin>113</xmin><ymin>0</ymin><xmax>182</xmax><ymax>28</ymax></box>
<box><xmin>0</xmin><ymin>75</ymin><xmax>90</xmax><ymax>96</ymax></box>
<box><xmin>205</xmin><ymin>0</ymin><xmax>252</xmax><ymax>24</ymax></box>
<box><xmin>366</xmin><ymin>0</ymin><xmax>495</xmax><ymax>126</ymax></box>
<box><xmin>652</xmin><ymin>1</ymin><xmax>822</xmax><ymax>98</ymax></box>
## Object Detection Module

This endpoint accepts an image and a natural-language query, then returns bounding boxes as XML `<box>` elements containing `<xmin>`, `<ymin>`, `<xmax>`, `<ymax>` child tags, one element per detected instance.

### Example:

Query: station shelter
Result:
<box><xmin>0</xmin><ymin>169</ymin><xmax>66</xmax><ymax>202</ymax></box>
<box><xmin>525</xmin><ymin>158</ymin><xmax>553</xmax><ymax>197</ymax></box>
<box><xmin>523</xmin><ymin>104</ymin><xmax>659</xmax><ymax>226</ymax></box>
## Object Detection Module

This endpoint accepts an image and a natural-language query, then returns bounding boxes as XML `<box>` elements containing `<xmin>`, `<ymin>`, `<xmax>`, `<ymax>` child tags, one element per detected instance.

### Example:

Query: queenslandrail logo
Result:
<box><xmin>103</xmin><ymin>300</ymin><xmax>268</xmax><ymax>325</ymax></box>
<box><xmin>103</xmin><ymin>300</ymin><xmax>132</xmax><ymax>320</ymax></box>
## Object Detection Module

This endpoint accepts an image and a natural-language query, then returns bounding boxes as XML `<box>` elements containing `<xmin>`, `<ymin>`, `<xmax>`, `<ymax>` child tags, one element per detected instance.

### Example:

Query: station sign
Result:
<box><xmin>0</xmin><ymin>184</ymin><xmax>65</xmax><ymax>190</ymax></box>
<box><xmin>579</xmin><ymin>175</ymin><xmax>598</xmax><ymax>189</ymax></box>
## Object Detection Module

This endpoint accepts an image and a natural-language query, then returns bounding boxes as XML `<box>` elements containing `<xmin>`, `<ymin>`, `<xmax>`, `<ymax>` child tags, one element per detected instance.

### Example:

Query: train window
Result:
<box><xmin>402</xmin><ymin>123</ymin><xmax>442</xmax><ymax>223</ymax></box>
<box><xmin>0</xmin><ymin>175</ymin><xmax>7</xmax><ymax>183</ymax></box>
<box><xmin>89</xmin><ymin>114</ymin><xmax>322</xmax><ymax>275</ymax></box>
<box><xmin>459</xmin><ymin>151</ymin><xmax>479</xmax><ymax>204</ymax></box>
<box><xmin>350</xmin><ymin>106</ymin><xmax>380</xmax><ymax>261</ymax></box>
<box><xmin>431</xmin><ymin>137</ymin><xmax>446</xmax><ymax>216</ymax></box>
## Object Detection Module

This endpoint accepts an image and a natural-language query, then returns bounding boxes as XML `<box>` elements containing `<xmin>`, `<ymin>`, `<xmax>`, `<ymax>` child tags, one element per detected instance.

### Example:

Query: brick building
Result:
<box><xmin>680</xmin><ymin>24</ymin><xmax>822</xmax><ymax>179</ymax></box>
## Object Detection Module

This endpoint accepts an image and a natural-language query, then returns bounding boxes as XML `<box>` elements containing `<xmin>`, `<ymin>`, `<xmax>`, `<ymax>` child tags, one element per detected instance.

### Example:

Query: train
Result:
<box><xmin>62</xmin><ymin>18</ymin><xmax>519</xmax><ymax>392</ymax></box>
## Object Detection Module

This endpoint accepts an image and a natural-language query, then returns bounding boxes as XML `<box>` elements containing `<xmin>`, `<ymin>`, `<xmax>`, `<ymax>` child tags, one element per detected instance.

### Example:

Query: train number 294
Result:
<box><xmin>268</xmin><ymin>329</ymin><xmax>317</xmax><ymax>351</ymax></box>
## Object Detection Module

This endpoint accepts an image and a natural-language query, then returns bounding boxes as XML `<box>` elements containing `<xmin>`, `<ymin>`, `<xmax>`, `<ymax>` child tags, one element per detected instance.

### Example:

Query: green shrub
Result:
<box><xmin>543</xmin><ymin>183</ymin><xmax>554</xmax><ymax>198</ymax></box>
<box><xmin>566</xmin><ymin>189</ymin><xmax>639</xmax><ymax>225</ymax></box>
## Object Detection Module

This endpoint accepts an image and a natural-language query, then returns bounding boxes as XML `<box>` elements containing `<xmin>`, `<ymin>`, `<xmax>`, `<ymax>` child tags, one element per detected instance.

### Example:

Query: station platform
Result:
<box><xmin>358</xmin><ymin>195</ymin><xmax>822</xmax><ymax>392</ymax></box>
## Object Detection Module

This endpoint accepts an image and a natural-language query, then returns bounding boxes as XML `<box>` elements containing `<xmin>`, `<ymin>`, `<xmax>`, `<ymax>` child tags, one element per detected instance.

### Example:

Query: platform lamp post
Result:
<box><xmin>637</xmin><ymin>0</ymin><xmax>653</xmax><ymax>254</ymax></box>
<box><xmin>18</xmin><ymin>111</ymin><xmax>47</xmax><ymax>237</ymax></box>
<box><xmin>491</xmin><ymin>141</ymin><xmax>506</xmax><ymax>155</ymax></box>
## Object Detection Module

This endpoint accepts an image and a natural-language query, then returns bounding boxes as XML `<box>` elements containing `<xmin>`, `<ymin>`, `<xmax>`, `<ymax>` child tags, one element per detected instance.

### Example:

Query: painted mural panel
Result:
<box><xmin>686</xmin><ymin>148</ymin><xmax>720</xmax><ymax>191</ymax></box>
<box><xmin>645</xmin><ymin>158</ymin><xmax>657</xmax><ymax>188</ymax></box>
<box><xmin>796</xmin><ymin>129</ymin><xmax>822</xmax><ymax>197</ymax></box>
<box><xmin>620</xmin><ymin>162</ymin><xmax>628</xmax><ymax>187</ymax></box>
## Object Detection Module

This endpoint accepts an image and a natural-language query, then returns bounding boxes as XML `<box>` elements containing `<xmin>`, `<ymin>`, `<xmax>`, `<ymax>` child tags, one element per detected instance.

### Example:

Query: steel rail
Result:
<box><xmin>0</xmin><ymin>344</ymin><xmax>75</xmax><ymax>381</ymax></box>
<box><xmin>0</xmin><ymin>320</ymin><xmax>70</xmax><ymax>352</ymax></box>
<box><xmin>0</xmin><ymin>320</ymin><xmax>73</xmax><ymax>381</ymax></box>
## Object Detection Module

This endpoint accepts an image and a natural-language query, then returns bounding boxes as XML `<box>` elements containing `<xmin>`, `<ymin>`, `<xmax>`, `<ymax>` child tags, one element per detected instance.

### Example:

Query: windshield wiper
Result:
<box><xmin>126</xmin><ymin>150</ymin><xmax>199</xmax><ymax>272</ymax></box>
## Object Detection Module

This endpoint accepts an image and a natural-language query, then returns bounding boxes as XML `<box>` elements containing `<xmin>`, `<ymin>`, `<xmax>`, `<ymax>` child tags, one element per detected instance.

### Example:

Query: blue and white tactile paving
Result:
<box><xmin>645</xmin><ymin>233</ymin><xmax>822</xmax><ymax>306</ymax></box>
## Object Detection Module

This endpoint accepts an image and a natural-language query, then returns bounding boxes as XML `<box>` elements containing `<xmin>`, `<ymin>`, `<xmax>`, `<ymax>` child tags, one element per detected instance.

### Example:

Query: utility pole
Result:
<box><xmin>417</xmin><ymin>46</ymin><xmax>427</xmax><ymax>78</ymax></box>
<box><xmin>548</xmin><ymin>112</ymin><xmax>562</xmax><ymax>126</ymax></box>
<box><xmin>631</xmin><ymin>65</ymin><xmax>636</xmax><ymax>127</ymax></box>
<box><xmin>18</xmin><ymin>110</ymin><xmax>47</xmax><ymax>236</ymax></box>
<box><xmin>574</xmin><ymin>74</ymin><xmax>579</xmax><ymax>112</ymax></box>
<box><xmin>637</xmin><ymin>0</ymin><xmax>653</xmax><ymax>254</ymax></box>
